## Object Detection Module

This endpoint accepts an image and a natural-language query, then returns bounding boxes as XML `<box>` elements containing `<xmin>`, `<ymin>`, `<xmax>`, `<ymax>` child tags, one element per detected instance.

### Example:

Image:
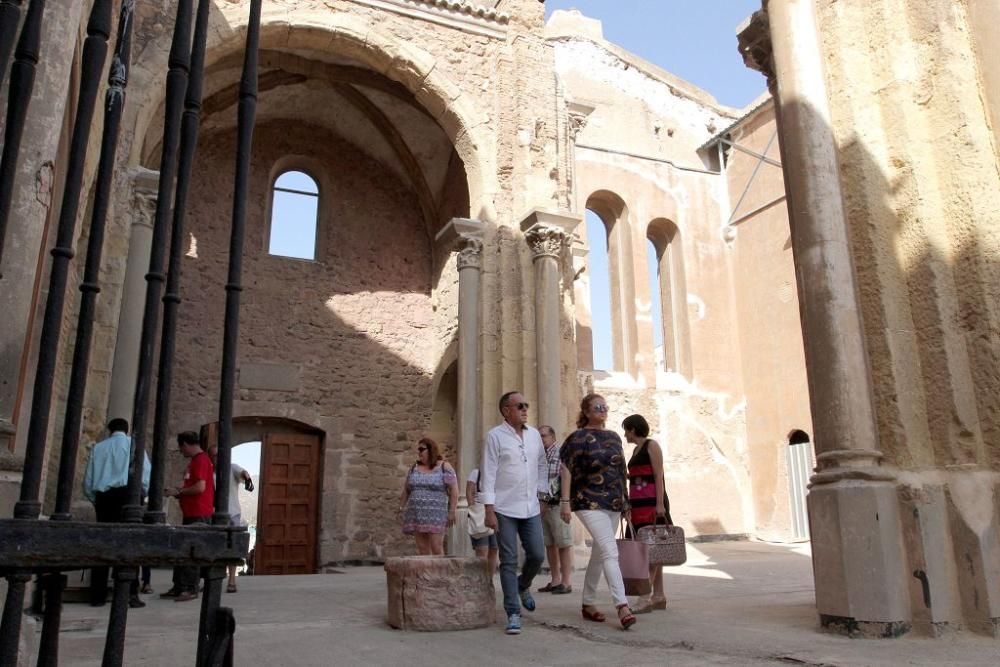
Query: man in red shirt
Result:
<box><xmin>161</xmin><ymin>430</ymin><xmax>215</xmax><ymax>602</ymax></box>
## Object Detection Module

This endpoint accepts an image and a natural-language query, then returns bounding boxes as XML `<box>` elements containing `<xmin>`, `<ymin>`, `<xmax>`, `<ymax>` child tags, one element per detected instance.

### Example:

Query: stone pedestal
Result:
<box><xmin>385</xmin><ymin>556</ymin><xmax>494</xmax><ymax>631</ymax></box>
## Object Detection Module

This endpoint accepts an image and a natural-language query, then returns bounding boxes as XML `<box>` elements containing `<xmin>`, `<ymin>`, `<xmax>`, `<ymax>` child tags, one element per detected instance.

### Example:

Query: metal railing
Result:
<box><xmin>0</xmin><ymin>0</ymin><xmax>260</xmax><ymax>663</ymax></box>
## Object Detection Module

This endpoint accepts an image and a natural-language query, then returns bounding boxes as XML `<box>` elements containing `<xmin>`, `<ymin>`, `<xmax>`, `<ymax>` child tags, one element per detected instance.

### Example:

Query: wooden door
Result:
<box><xmin>257</xmin><ymin>432</ymin><xmax>322</xmax><ymax>574</ymax></box>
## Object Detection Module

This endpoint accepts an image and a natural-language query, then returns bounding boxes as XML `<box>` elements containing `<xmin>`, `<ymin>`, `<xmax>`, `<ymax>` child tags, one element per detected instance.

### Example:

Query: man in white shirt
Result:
<box><xmin>481</xmin><ymin>391</ymin><xmax>548</xmax><ymax>635</ymax></box>
<box><xmin>208</xmin><ymin>445</ymin><xmax>254</xmax><ymax>593</ymax></box>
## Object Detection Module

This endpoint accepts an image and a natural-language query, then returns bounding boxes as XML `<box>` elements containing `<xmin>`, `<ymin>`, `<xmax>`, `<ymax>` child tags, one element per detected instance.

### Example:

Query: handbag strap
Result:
<box><xmin>620</xmin><ymin>513</ymin><xmax>638</xmax><ymax>539</ymax></box>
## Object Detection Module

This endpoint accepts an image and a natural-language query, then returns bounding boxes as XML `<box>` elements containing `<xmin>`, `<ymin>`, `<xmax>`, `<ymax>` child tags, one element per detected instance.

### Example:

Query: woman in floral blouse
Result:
<box><xmin>559</xmin><ymin>393</ymin><xmax>636</xmax><ymax>629</ymax></box>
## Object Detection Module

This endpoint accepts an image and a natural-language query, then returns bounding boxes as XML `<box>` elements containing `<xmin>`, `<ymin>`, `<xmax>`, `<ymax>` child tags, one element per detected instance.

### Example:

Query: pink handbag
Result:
<box><xmin>617</xmin><ymin>516</ymin><xmax>651</xmax><ymax>596</ymax></box>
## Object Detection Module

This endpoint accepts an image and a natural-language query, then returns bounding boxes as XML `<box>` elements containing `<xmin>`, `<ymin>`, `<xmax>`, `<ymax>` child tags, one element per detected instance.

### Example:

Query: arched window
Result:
<box><xmin>647</xmin><ymin>219</ymin><xmax>691</xmax><ymax>376</ymax></box>
<box><xmin>268</xmin><ymin>170</ymin><xmax>319</xmax><ymax>260</ymax></box>
<box><xmin>585</xmin><ymin>209</ymin><xmax>614</xmax><ymax>371</ymax></box>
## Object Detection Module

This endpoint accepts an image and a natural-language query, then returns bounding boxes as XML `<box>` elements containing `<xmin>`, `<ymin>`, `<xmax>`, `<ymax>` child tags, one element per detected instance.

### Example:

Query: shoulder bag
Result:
<box><xmin>617</xmin><ymin>515</ymin><xmax>652</xmax><ymax>596</ymax></box>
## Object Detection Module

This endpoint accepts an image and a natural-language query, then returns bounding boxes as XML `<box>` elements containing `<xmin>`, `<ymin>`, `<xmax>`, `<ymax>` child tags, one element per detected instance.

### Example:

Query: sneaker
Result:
<box><xmin>519</xmin><ymin>589</ymin><xmax>535</xmax><ymax>612</ymax></box>
<box><xmin>173</xmin><ymin>591</ymin><xmax>199</xmax><ymax>602</ymax></box>
<box><xmin>505</xmin><ymin>613</ymin><xmax>522</xmax><ymax>635</ymax></box>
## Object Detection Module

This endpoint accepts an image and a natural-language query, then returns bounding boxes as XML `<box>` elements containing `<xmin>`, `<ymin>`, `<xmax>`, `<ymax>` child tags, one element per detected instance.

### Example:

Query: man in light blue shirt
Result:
<box><xmin>82</xmin><ymin>418</ymin><xmax>151</xmax><ymax>608</ymax></box>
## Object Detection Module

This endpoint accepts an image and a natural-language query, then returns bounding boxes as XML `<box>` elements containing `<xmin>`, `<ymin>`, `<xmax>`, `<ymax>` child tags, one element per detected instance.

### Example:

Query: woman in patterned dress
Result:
<box><xmin>558</xmin><ymin>393</ymin><xmax>636</xmax><ymax>630</ymax></box>
<box><xmin>623</xmin><ymin>413</ymin><xmax>672</xmax><ymax>613</ymax></box>
<box><xmin>400</xmin><ymin>437</ymin><xmax>458</xmax><ymax>555</ymax></box>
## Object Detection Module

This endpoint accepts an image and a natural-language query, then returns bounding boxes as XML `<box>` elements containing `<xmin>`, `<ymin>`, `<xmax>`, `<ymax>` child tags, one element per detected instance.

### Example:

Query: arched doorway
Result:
<box><xmin>203</xmin><ymin>417</ymin><xmax>324</xmax><ymax>574</ymax></box>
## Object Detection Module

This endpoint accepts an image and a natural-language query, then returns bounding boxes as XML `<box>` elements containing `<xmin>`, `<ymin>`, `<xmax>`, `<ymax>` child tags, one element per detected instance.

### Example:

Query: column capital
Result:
<box><xmin>519</xmin><ymin>208</ymin><xmax>580</xmax><ymax>261</ymax></box>
<box><xmin>436</xmin><ymin>218</ymin><xmax>485</xmax><ymax>270</ymax></box>
<box><xmin>737</xmin><ymin>10</ymin><xmax>775</xmax><ymax>87</ymax></box>
<box><xmin>130</xmin><ymin>167</ymin><xmax>160</xmax><ymax>228</ymax></box>
<box><xmin>567</xmin><ymin>100</ymin><xmax>595</xmax><ymax>142</ymax></box>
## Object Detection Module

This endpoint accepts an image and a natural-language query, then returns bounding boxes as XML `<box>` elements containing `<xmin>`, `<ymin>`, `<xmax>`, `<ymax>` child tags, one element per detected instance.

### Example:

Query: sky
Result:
<box><xmin>544</xmin><ymin>0</ymin><xmax>767</xmax><ymax>109</ymax></box>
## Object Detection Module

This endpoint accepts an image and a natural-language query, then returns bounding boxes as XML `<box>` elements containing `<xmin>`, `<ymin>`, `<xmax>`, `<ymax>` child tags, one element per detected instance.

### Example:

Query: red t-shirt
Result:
<box><xmin>179</xmin><ymin>451</ymin><xmax>215</xmax><ymax>518</ymax></box>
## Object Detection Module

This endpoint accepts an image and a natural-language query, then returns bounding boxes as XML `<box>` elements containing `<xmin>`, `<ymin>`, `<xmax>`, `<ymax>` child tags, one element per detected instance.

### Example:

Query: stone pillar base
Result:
<box><xmin>808</xmin><ymin>479</ymin><xmax>911</xmax><ymax>637</ymax></box>
<box><xmin>447</xmin><ymin>506</ymin><xmax>474</xmax><ymax>558</ymax></box>
<box><xmin>385</xmin><ymin>556</ymin><xmax>495</xmax><ymax>631</ymax></box>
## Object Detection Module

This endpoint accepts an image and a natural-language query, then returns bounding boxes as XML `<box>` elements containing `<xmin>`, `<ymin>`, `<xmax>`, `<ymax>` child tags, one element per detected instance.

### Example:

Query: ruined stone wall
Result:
<box><xmin>725</xmin><ymin>102</ymin><xmax>812</xmax><ymax>541</ymax></box>
<box><xmin>171</xmin><ymin>121</ymin><xmax>444</xmax><ymax>563</ymax></box>
<box><xmin>551</xmin><ymin>11</ymin><xmax>754</xmax><ymax>538</ymax></box>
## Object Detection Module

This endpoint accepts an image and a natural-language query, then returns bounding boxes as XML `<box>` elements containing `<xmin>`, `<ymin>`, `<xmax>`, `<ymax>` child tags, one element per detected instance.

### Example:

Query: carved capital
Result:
<box><xmin>525</xmin><ymin>224</ymin><xmax>571</xmax><ymax>261</ymax></box>
<box><xmin>566</xmin><ymin>101</ymin><xmax>595</xmax><ymax>143</ymax></box>
<box><xmin>455</xmin><ymin>234</ymin><xmax>483</xmax><ymax>270</ymax></box>
<box><xmin>130</xmin><ymin>167</ymin><xmax>159</xmax><ymax>229</ymax></box>
<box><xmin>737</xmin><ymin>10</ymin><xmax>775</xmax><ymax>87</ymax></box>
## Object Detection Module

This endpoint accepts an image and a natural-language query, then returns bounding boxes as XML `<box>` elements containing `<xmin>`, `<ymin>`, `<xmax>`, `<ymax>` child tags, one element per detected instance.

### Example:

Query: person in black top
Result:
<box><xmin>624</xmin><ymin>414</ymin><xmax>671</xmax><ymax>613</ymax></box>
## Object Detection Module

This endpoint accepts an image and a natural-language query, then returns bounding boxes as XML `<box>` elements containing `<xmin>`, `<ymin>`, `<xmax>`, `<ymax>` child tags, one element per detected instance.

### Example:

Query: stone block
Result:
<box><xmin>385</xmin><ymin>556</ymin><xmax>494</xmax><ymax>631</ymax></box>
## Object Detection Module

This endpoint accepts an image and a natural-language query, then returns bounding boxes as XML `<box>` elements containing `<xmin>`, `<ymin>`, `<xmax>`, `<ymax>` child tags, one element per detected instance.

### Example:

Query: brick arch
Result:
<box><xmin>126</xmin><ymin>8</ymin><xmax>495</xmax><ymax>221</ymax></box>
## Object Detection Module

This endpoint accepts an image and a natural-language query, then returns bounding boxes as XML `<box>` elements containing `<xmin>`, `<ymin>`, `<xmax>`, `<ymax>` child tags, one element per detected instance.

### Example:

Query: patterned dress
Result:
<box><xmin>559</xmin><ymin>428</ymin><xmax>628</xmax><ymax>512</ymax></box>
<box><xmin>627</xmin><ymin>440</ymin><xmax>673</xmax><ymax>528</ymax></box>
<box><xmin>402</xmin><ymin>463</ymin><xmax>456</xmax><ymax>535</ymax></box>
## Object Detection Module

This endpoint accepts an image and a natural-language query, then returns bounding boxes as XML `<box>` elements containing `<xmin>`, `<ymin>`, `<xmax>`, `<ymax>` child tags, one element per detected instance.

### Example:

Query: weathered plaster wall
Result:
<box><xmin>552</xmin><ymin>10</ymin><xmax>754</xmax><ymax>538</ymax></box>
<box><xmin>724</xmin><ymin>102</ymin><xmax>813</xmax><ymax>541</ymax></box>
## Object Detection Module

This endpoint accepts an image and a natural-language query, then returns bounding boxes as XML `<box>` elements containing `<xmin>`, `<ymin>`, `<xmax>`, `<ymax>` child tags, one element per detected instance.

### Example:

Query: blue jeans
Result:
<box><xmin>496</xmin><ymin>512</ymin><xmax>544</xmax><ymax>615</ymax></box>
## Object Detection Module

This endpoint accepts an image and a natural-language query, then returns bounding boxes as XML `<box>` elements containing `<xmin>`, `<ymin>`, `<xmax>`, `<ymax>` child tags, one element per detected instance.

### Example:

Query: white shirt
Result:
<box><xmin>227</xmin><ymin>463</ymin><xmax>248</xmax><ymax>519</ymax></box>
<box><xmin>480</xmin><ymin>422</ymin><xmax>548</xmax><ymax>519</ymax></box>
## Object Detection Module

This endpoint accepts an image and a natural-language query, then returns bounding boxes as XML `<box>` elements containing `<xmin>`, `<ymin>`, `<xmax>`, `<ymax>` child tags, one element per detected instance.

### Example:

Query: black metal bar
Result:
<box><xmin>0</xmin><ymin>573</ymin><xmax>30</xmax><ymax>664</ymax></box>
<box><xmin>125</xmin><ymin>0</ymin><xmax>194</xmax><ymax>522</ymax></box>
<box><xmin>196</xmin><ymin>566</ymin><xmax>225</xmax><ymax>667</ymax></box>
<box><xmin>101</xmin><ymin>567</ymin><xmax>135</xmax><ymax>667</ymax></box>
<box><xmin>207</xmin><ymin>606</ymin><xmax>236</xmax><ymax>667</ymax></box>
<box><xmin>213</xmin><ymin>0</ymin><xmax>261</xmax><ymax>529</ymax></box>
<box><xmin>146</xmin><ymin>0</ymin><xmax>211</xmax><ymax>525</ymax></box>
<box><xmin>5</xmin><ymin>0</ymin><xmax>48</xmax><ymax>517</ymax></box>
<box><xmin>35</xmin><ymin>573</ymin><xmax>65</xmax><ymax>667</ymax></box>
<box><xmin>0</xmin><ymin>0</ymin><xmax>44</xmax><ymax>275</ymax></box>
<box><xmin>48</xmin><ymin>0</ymin><xmax>116</xmax><ymax>521</ymax></box>
<box><xmin>0</xmin><ymin>519</ymin><xmax>250</xmax><ymax>570</ymax></box>
<box><xmin>0</xmin><ymin>0</ymin><xmax>24</xmax><ymax>92</ymax></box>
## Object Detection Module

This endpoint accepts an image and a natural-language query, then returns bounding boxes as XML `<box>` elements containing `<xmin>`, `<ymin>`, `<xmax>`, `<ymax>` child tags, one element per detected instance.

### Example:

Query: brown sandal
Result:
<box><xmin>616</xmin><ymin>603</ymin><xmax>636</xmax><ymax>630</ymax></box>
<box><xmin>581</xmin><ymin>605</ymin><xmax>606</xmax><ymax>623</ymax></box>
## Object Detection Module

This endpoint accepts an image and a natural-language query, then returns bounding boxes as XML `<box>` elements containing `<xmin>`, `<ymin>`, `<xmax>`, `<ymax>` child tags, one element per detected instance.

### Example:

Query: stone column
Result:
<box><xmin>107</xmin><ymin>168</ymin><xmax>159</xmax><ymax>421</ymax></box>
<box><xmin>520</xmin><ymin>210</ymin><xmax>579</xmax><ymax>432</ymax></box>
<box><xmin>739</xmin><ymin>4</ymin><xmax>909</xmax><ymax>636</ymax></box>
<box><xmin>435</xmin><ymin>218</ymin><xmax>484</xmax><ymax>557</ymax></box>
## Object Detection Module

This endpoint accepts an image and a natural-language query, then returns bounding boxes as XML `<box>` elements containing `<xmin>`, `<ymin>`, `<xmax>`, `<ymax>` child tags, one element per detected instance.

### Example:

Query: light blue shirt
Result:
<box><xmin>82</xmin><ymin>431</ymin><xmax>151</xmax><ymax>502</ymax></box>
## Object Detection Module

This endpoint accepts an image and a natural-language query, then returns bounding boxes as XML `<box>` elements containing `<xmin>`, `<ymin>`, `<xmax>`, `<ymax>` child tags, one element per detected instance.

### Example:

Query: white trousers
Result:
<box><xmin>576</xmin><ymin>509</ymin><xmax>627</xmax><ymax>606</ymax></box>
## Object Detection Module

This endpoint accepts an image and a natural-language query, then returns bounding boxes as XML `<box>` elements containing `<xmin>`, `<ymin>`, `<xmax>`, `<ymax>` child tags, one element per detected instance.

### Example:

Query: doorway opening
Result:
<box><xmin>203</xmin><ymin>417</ymin><xmax>324</xmax><ymax>574</ymax></box>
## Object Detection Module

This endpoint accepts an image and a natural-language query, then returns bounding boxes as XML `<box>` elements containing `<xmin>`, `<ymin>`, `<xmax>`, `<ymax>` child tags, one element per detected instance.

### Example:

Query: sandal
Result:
<box><xmin>581</xmin><ymin>605</ymin><xmax>606</xmax><ymax>623</ymax></box>
<box><xmin>227</xmin><ymin>583</ymin><xmax>237</xmax><ymax>593</ymax></box>
<box><xmin>538</xmin><ymin>582</ymin><xmax>557</xmax><ymax>593</ymax></box>
<box><xmin>634</xmin><ymin>595</ymin><xmax>666</xmax><ymax>613</ymax></box>
<box><xmin>616</xmin><ymin>603</ymin><xmax>636</xmax><ymax>630</ymax></box>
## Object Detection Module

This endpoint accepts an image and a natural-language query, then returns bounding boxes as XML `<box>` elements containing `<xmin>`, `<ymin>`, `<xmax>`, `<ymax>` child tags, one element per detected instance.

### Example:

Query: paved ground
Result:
<box><xmin>47</xmin><ymin>541</ymin><xmax>1000</xmax><ymax>666</ymax></box>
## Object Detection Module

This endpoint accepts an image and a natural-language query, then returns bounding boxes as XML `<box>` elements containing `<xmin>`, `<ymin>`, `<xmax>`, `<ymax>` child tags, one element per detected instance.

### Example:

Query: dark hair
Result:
<box><xmin>622</xmin><ymin>414</ymin><xmax>650</xmax><ymax>438</ymax></box>
<box><xmin>418</xmin><ymin>436</ymin><xmax>444</xmax><ymax>463</ymax></box>
<box><xmin>107</xmin><ymin>418</ymin><xmax>129</xmax><ymax>434</ymax></box>
<box><xmin>498</xmin><ymin>391</ymin><xmax>520</xmax><ymax>414</ymax></box>
<box><xmin>576</xmin><ymin>393</ymin><xmax>604</xmax><ymax>429</ymax></box>
<box><xmin>539</xmin><ymin>425</ymin><xmax>555</xmax><ymax>438</ymax></box>
<box><xmin>177</xmin><ymin>430</ymin><xmax>202</xmax><ymax>449</ymax></box>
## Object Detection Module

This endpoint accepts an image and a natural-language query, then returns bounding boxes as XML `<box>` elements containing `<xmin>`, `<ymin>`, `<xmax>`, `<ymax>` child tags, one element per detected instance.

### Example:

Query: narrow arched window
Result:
<box><xmin>268</xmin><ymin>170</ymin><xmax>319</xmax><ymax>260</ymax></box>
<box><xmin>585</xmin><ymin>208</ymin><xmax>614</xmax><ymax>371</ymax></box>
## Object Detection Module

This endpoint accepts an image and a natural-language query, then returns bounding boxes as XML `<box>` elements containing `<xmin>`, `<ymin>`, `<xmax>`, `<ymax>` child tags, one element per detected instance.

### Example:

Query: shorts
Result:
<box><xmin>470</xmin><ymin>532</ymin><xmax>498</xmax><ymax>549</ymax></box>
<box><xmin>541</xmin><ymin>506</ymin><xmax>574</xmax><ymax>548</ymax></box>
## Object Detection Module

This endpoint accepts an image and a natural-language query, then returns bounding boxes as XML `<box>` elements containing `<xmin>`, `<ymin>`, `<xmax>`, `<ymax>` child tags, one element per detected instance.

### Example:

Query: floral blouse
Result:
<box><xmin>559</xmin><ymin>428</ymin><xmax>629</xmax><ymax>512</ymax></box>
